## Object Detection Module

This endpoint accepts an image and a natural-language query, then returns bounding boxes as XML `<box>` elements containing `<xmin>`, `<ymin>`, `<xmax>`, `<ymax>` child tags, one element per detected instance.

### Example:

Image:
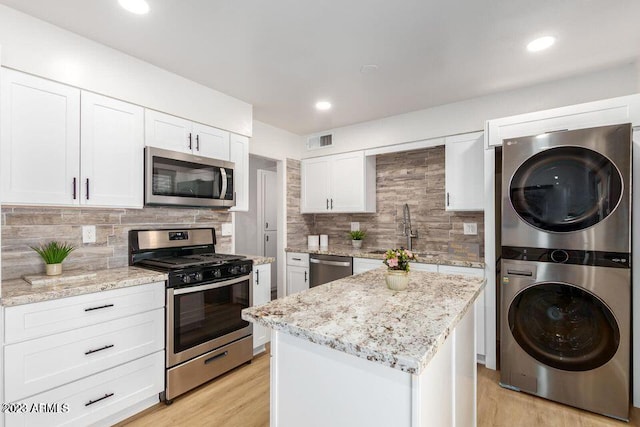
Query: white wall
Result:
<box><xmin>235</xmin><ymin>156</ymin><xmax>277</xmax><ymax>256</ymax></box>
<box><xmin>0</xmin><ymin>5</ymin><xmax>252</xmax><ymax>136</ymax></box>
<box><xmin>304</xmin><ymin>63</ymin><xmax>639</xmax><ymax>157</ymax></box>
<box><xmin>251</xmin><ymin>120</ymin><xmax>304</xmax><ymax>160</ymax></box>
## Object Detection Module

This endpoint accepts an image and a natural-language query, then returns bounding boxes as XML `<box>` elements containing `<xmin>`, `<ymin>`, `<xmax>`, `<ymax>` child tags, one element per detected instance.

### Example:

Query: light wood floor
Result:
<box><xmin>119</xmin><ymin>353</ymin><xmax>639</xmax><ymax>427</ymax></box>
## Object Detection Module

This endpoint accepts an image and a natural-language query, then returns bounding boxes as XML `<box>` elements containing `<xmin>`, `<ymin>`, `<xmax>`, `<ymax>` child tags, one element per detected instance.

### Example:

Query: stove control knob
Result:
<box><xmin>230</xmin><ymin>266</ymin><xmax>240</xmax><ymax>275</ymax></box>
<box><xmin>181</xmin><ymin>274</ymin><xmax>191</xmax><ymax>284</ymax></box>
<box><xmin>194</xmin><ymin>272</ymin><xmax>203</xmax><ymax>282</ymax></box>
<box><xmin>213</xmin><ymin>269</ymin><xmax>222</xmax><ymax>278</ymax></box>
<box><xmin>240</xmin><ymin>265</ymin><xmax>249</xmax><ymax>274</ymax></box>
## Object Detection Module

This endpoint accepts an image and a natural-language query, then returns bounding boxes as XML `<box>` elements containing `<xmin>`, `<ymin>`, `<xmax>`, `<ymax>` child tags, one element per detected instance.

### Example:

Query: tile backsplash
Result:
<box><xmin>1</xmin><ymin>206</ymin><xmax>232</xmax><ymax>280</ymax></box>
<box><xmin>287</xmin><ymin>146</ymin><xmax>485</xmax><ymax>260</ymax></box>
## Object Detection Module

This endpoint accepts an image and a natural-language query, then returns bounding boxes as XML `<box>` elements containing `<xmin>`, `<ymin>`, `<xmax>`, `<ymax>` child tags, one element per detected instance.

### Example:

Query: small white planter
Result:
<box><xmin>385</xmin><ymin>270</ymin><xmax>409</xmax><ymax>291</ymax></box>
<box><xmin>45</xmin><ymin>263</ymin><xmax>63</xmax><ymax>276</ymax></box>
<box><xmin>352</xmin><ymin>240</ymin><xmax>363</xmax><ymax>249</ymax></box>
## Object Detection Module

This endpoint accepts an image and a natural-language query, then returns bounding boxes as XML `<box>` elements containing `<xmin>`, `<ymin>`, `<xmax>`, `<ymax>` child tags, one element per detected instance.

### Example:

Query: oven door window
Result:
<box><xmin>152</xmin><ymin>156</ymin><xmax>222</xmax><ymax>199</ymax></box>
<box><xmin>174</xmin><ymin>279</ymin><xmax>250</xmax><ymax>353</ymax></box>
<box><xmin>509</xmin><ymin>146</ymin><xmax>622</xmax><ymax>232</ymax></box>
<box><xmin>508</xmin><ymin>283</ymin><xmax>620</xmax><ymax>371</ymax></box>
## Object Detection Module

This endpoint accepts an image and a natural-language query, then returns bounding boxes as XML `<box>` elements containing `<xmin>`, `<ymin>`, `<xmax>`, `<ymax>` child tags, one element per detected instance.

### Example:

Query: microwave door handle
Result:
<box><xmin>220</xmin><ymin>168</ymin><xmax>228</xmax><ymax>200</ymax></box>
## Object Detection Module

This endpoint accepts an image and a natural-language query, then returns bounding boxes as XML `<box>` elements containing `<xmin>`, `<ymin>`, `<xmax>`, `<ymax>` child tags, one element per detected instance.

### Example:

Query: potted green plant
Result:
<box><xmin>31</xmin><ymin>241</ymin><xmax>76</xmax><ymax>276</ymax></box>
<box><xmin>383</xmin><ymin>248</ymin><xmax>417</xmax><ymax>290</ymax></box>
<box><xmin>348</xmin><ymin>230</ymin><xmax>366</xmax><ymax>249</ymax></box>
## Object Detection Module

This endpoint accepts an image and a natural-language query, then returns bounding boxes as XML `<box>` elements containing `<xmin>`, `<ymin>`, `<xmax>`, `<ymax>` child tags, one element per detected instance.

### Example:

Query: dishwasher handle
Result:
<box><xmin>310</xmin><ymin>258</ymin><xmax>351</xmax><ymax>267</ymax></box>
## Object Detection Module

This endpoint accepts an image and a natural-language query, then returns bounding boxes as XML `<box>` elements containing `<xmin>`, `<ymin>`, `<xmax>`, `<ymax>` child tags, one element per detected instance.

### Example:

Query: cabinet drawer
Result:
<box><xmin>5</xmin><ymin>282</ymin><xmax>165</xmax><ymax>343</ymax></box>
<box><xmin>437</xmin><ymin>265</ymin><xmax>484</xmax><ymax>277</ymax></box>
<box><xmin>286</xmin><ymin>252</ymin><xmax>309</xmax><ymax>267</ymax></box>
<box><xmin>5</xmin><ymin>351</ymin><xmax>163</xmax><ymax>427</ymax></box>
<box><xmin>5</xmin><ymin>309</ymin><xmax>164</xmax><ymax>402</ymax></box>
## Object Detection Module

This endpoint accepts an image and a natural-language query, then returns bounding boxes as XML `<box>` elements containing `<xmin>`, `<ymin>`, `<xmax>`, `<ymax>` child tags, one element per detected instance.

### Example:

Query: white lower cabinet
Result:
<box><xmin>5</xmin><ymin>352</ymin><xmax>164</xmax><ymax>427</ymax></box>
<box><xmin>253</xmin><ymin>264</ymin><xmax>272</xmax><ymax>352</ymax></box>
<box><xmin>286</xmin><ymin>253</ymin><xmax>309</xmax><ymax>296</ymax></box>
<box><xmin>3</xmin><ymin>283</ymin><xmax>165</xmax><ymax>426</ymax></box>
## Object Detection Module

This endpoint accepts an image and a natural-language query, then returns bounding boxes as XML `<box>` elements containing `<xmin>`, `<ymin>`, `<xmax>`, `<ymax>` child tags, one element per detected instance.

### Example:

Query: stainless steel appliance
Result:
<box><xmin>145</xmin><ymin>147</ymin><xmax>236</xmax><ymax>208</ymax></box>
<box><xmin>502</xmin><ymin>124</ymin><xmax>631</xmax><ymax>252</ymax></box>
<box><xmin>309</xmin><ymin>254</ymin><xmax>352</xmax><ymax>287</ymax></box>
<box><xmin>500</xmin><ymin>250</ymin><xmax>630</xmax><ymax>420</ymax></box>
<box><xmin>129</xmin><ymin>228</ymin><xmax>252</xmax><ymax>403</ymax></box>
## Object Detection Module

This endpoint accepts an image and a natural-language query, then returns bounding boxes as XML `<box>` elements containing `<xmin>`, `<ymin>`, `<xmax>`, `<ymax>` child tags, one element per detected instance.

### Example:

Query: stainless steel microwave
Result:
<box><xmin>145</xmin><ymin>147</ymin><xmax>235</xmax><ymax>208</ymax></box>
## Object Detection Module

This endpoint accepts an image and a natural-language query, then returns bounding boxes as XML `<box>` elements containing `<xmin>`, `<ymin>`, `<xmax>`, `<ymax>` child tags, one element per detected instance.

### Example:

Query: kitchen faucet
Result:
<box><xmin>402</xmin><ymin>203</ymin><xmax>418</xmax><ymax>251</ymax></box>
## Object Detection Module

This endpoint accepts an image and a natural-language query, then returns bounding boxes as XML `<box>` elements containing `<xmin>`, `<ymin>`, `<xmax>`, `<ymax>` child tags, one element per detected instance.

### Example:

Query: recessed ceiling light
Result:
<box><xmin>360</xmin><ymin>64</ymin><xmax>379</xmax><ymax>74</ymax></box>
<box><xmin>315</xmin><ymin>101</ymin><xmax>332</xmax><ymax>111</ymax></box>
<box><xmin>118</xmin><ymin>0</ymin><xmax>150</xmax><ymax>15</ymax></box>
<box><xmin>527</xmin><ymin>36</ymin><xmax>555</xmax><ymax>52</ymax></box>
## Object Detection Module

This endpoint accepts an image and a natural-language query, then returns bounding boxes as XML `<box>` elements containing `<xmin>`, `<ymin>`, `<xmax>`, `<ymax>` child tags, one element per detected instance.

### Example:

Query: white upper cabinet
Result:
<box><xmin>486</xmin><ymin>94</ymin><xmax>640</xmax><ymax>147</ymax></box>
<box><xmin>229</xmin><ymin>133</ymin><xmax>249</xmax><ymax>211</ymax></box>
<box><xmin>1</xmin><ymin>68</ymin><xmax>80</xmax><ymax>205</ymax></box>
<box><xmin>145</xmin><ymin>109</ymin><xmax>230</xmax><ymax>160</ymax></box>
<box><xmin>445</xmin><ymin>131</ymin><xmax>484</xmax><ymax>211</ymax></box>
<box><xmin>192</xmin><ymin>122</ymin><xmax>230</xmax><ymax>160</ymax></box>
<box><xmin>144</xmin><ymin>109</ymin><xmax>193</xmax><ymax>153</ymax></box>
<box><xmin>81</xmin><ymin>92</ymin><xmax>144</xmax><ymax>207</ymax></box>
<box><xmin>301</xmin><ymin>151</ymin><xmax>376</xmax><ymax>213</ymax></box>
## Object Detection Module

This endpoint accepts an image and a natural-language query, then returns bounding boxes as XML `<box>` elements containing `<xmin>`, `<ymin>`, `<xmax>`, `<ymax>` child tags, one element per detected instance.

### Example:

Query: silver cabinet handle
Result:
<box><xmin>326</xmin><ymin>199</ymin><xmax>329</xmax><ymax>210</ymax></box>
<box><xmin>304</xmin><ymin>271</ymin><xmax>307</xmax><ymax>282</ymax></box>
<box><xmin>196</xmin><ymin>134</ymin><xmax>200</xmax><ymax>151</ymax></box>
<box><xmin>331</xmin><ymin>198</ymin><xmax>333</xmax><ymax>209</ymax></box>
<box><xmin>265</xmin><ymin>222</ymin><xmax>269</xmax><ymax>229</ymax></box>
<box><xmin>292</xmin><ymin>257</ymin><xmax>302</xmax><ymax>261</ymax></box>
<box><xmin>72</xmin><ymin>177</ymin><xmax>77</xmax><ymax>200</ymax></box>
<box><xmin>446</xmin><ymin>192</ymin><xmax>450</xmax><ymax>207</ymax></box>
<box><xmin>256</xmin><ymin>269</ymin><xmax>260</xmax><ymax>285</ymax></box>
<box><xmin>188</xmin><ymin>133</ymin><xmax>193</xmax><ymax>150</ymax></box>
<box><xmin>310</xmin><ymin>258</ymin><xmax>351</xmax><ymax>267</ymax></box>
<box><xmin>86</xmin><ymin>178</ymin><xmax>90</xmax><ymax>200</ymax></box>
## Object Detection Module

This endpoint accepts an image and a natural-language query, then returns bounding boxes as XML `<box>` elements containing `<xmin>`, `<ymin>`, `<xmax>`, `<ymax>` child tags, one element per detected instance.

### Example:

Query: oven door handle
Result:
<box><xmin>219</xmin><ymin>168</ymin><xmax>228</xmax><ymax>200</ymax></box>
<box><xmin>172</xmin><ymin>274</ymin><xmax>251</xmax><ymax>295</ymax></box>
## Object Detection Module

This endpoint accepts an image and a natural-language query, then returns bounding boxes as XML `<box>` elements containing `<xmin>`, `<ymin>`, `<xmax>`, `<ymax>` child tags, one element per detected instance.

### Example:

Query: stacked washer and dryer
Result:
<box><xmin>500</xmin><ymin>124</ymin><xmax>632</xmax><ymax>420</ymax></box>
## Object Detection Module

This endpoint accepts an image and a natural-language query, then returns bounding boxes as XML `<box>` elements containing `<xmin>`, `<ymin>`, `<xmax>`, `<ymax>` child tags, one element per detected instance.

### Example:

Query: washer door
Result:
<box><xmin>509</xmin><ymin>146</ymin><xmax>622</xmax><ymax>232</ymax></box>
<box><xmin>508</xmin><ymin>283</ymin><xmax>620</xmax><ymax>371</ymax></box>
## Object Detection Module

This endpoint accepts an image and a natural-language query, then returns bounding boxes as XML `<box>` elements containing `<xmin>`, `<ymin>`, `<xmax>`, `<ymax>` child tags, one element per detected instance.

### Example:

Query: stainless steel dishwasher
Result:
<box><xmin>309</xmin><ymin>254</ymin><xmax>353</xmax><ymax>287</ymax></box>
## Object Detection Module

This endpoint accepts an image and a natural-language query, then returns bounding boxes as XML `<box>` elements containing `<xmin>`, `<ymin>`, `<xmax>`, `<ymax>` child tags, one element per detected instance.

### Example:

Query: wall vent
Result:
<box><xmin>307</xmin><ymin>133</ymin><xmax>333</xmax><ymax>150</ymax></box>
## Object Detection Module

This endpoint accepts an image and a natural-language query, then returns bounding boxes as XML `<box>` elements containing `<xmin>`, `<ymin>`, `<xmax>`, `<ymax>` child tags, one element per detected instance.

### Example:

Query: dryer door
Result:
<box><xmin>509</xmin><ymin>146</ymin><xmax>622</xmax><ymax>232</ymax></box>
<box><xmin>508</xmin><ymin>283</ymin><xmax>620</xmax><ymax>371</ymax></box>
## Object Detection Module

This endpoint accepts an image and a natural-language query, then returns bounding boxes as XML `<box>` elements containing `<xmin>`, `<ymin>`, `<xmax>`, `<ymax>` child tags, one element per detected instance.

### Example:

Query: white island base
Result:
<box><xmin>270</xmin><ymin>307</ymin><xmax>476</xmax><ymax>427</ymax></box>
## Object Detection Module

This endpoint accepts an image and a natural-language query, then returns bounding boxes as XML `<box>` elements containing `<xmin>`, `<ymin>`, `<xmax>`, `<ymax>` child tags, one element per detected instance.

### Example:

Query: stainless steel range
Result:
<box><xmin>129</xmin><ymin>228</ymin><xmax>253</xmax><ymax>403</ymax></box>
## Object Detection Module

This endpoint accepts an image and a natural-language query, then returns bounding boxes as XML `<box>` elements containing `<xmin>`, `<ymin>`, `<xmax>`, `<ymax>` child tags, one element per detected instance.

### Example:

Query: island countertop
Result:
<box><xmin>242</xmin><ymin>267</ymin><xmax>485</xmax><ymax>374</ymax></box>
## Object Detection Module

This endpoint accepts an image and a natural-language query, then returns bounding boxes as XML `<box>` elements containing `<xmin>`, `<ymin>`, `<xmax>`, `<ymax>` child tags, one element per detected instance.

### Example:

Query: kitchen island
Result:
<box><xmin>242</xmin><ymin>267</ymin><xmax>485</xmax><ymax>427</ymax></box>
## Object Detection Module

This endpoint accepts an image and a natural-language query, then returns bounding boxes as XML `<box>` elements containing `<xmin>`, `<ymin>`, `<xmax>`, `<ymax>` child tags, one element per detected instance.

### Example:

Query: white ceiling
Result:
<box><xmin>2</xmin><ymin>0</ymin><xmax>639</xmax><ymax>135</ymax></box>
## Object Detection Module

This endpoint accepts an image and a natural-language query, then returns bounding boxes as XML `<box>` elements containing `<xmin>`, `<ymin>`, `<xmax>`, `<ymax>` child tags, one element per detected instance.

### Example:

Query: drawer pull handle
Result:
<box><xmin>84</xmin><ymin>303</ymin><xmax>114</xmax><ymax>312</ymax></box>
<box><xmin>85</xmin><ymin>344</ymin><xmax>114</xmax><ymax>355</ymax></box>
<box><xmin>204</xmin><ymin>351</ymin><xmax>228</xmax><ymax>364</ymax></box>
<box><xmin>292</xmin><ymin>257</ymin><xmax>302</xmax><ymax>261</ymax></box>
<box><xmin>506</xmin><ymin>269</ymin><xmax>533</xmax><ymax>277</ymax></box>
<box><xmin>85</xmin><ymin>393</ymin><xmax>114</xmax><ymax>407</ymax></box>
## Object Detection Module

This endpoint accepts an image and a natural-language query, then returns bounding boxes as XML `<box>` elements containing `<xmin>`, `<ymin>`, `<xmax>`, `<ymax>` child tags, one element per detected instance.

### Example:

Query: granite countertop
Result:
<box><xmin>242</xmin><ymin>267</ymin><xmax>485</xmax><ymax>374</ymax></box>
<box><xmin>285</xmin><ymin>246</ymin><xmax>484</xmax><ymax>269</ymax></box>
<box><xmin>240</xmin><ymin>254</ymin><xmax>275</xmax><ymax>265</ymax></box>
<box><xmin>1</xmin><ymin>266</ymin><xmax>168</xmax><ymax>307</ymax></box>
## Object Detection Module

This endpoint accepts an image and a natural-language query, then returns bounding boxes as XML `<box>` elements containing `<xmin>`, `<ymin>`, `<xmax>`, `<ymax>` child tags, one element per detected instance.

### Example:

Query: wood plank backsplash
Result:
<box><xmin>287</xmin><ymin>146</ymin><xmax>485</xmax><ymax>260</ymax></box>
<box><xmin>1</xmin><ymin>206</ymin><xmax>232</xmax><ymax>280</ymax></box>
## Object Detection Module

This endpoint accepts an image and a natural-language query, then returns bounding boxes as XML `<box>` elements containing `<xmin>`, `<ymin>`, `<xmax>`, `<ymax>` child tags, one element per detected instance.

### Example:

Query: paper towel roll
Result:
<box><xmin>308</xmin><ymin>235</ymin><xmax>320</xmax><ymax>250</ymax></box>
<box><xmin>320</xmin><ymin>234</ymin><xmax>329</xmax><ymax>250</ymax></box>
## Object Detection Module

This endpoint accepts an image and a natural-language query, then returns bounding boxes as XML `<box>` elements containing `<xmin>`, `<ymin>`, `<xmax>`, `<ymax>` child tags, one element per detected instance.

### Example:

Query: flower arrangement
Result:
<box><xmin>383</xmin><ymin>248</ymin><xmax>417</xmax><ymax>272</ymax></box>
